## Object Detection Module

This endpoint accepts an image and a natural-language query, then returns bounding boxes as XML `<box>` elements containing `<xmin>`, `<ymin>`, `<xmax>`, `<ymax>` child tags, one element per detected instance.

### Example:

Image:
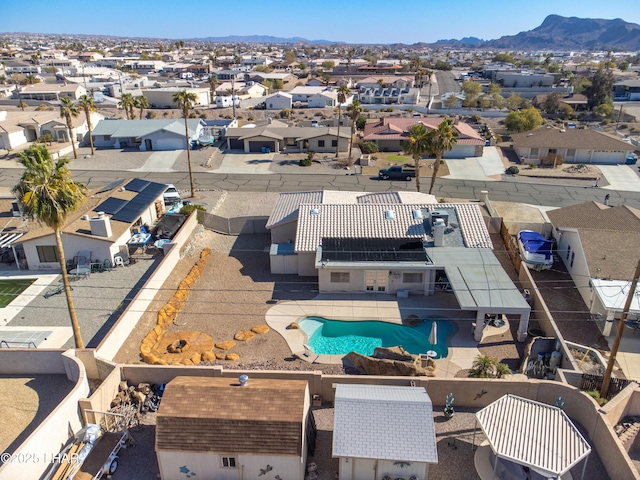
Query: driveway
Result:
<box><xmin>211</xmin><ymin>152</ymin><xmax>277</xmax><ymax>174</ymax></box>
<box><xmin>443</xmin><ymin>147</ymin><xmax>506</xmax><ymax>181</ymax></box>
<box><xmin>132</xmin><ymin>151</ymin><xmax>181</xmax><ymax>172</ymax></box>
<box><xmin>598</xmin><ymin>164</ymin><xmax>640</xmax><ymax>192</ymax></box>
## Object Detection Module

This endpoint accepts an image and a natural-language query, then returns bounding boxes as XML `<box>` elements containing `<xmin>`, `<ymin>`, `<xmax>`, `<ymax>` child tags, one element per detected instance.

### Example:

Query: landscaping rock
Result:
<box><xmin>251</xmin><ymin>325</ymin><xmax>270</xmax><ymax>334</ymax></box>
<box><xmin>234</xmin><ymin>330</ymin><xmax>255</xmax><ymax>341</ymax></box>
<box><xmin>215</xmin><ymin>340</ymin><xmax>236</xmax><ymax>350</ymax></box>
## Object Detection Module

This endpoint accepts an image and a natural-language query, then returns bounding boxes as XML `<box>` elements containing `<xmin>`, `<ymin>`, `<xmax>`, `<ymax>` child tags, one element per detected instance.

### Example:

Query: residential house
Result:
<box><xmin>16</xmin><ymin>178</ymin><xmax>170</xmax><ymax>270</ymax></box>
<box><xmin>92</xmin><ymin>118</ymin><xmax>205</xmax><ymax>151</ymax></box>
<box><xmin>215</xmin><ymin>69</ymin><xmax>247</xmax><ymax>81</ymax></box>
<box><xmin>266</xmin><ymin>190</ymin><xmax>531</xmax><ymax>341</ymax></box>
<box><xmin>2</xmin><ymin>61</ymin><xmax>41</xmax><ymax>75</ymax></box>
<box><xmin>357</xmin><ymin>76</ymin><xmax>414</xmax><ymax>89</ymax></box>
<box><xmin>512</xmin><ymin>126</ymin><xmax>634</xmax><ymax>164</ymax></box>
<box><xmin>362</xmin><ymin>117</ymin><xmax>484</xmax><ymax>156</ymax></box>
<box><xmin>224</xmin><ymin>123</ymin><xmax>349</xmax><ymax>154</ymax></box>
<box><xmin>142</xmin><ymin>87</ymin><xmax>210</xmax><ymax>108</ymax></box>
<box><xmin>547</xmin><ymin>202</ymin><xmax>640</xmax><ymax>334</ymax></box>
<box><xmin>288</xmin><ymin>85</ymin><xmax>333</xmax><ymax>103</ymax></box>
<box><xmin>247</xmin><ymin>72</ymin><xmax>296</xmax><ymax>85</ymax></box>
<box><xmin>155</xmin><ymin>376</ymin><xmax>312</xmax><ymax>480</ymax></box>
<box><xmin>264</xmin><ymin>91</ymin><xmax>293</xmax><ymax>110</ymax></box>
<box><xmin>613</xmin><ymin>79</ymin><xmax>640</xmax><ymax>101</ymax></box>
<box><xmin>532</xmin><ymin>93</ymin><xmax>589</xmax><ymax>112</ymax></box>
<box><xmin>15</xmin><ymin>83</ymin><xmax>86</xmax><ymax>101</ymax></box>
<box><xmin>333</xmin><ymin>384</ymin><xmax>438</xmax><ymax>480</ymax></box>
<box><xmin>307</xmin><ymin>90</ymin><xmax>354</xmax><ymax>109</ymax></box>
<box><xmin>357</xmin><ymin>85</ymin><xmax>421</xmax><ymax>105</ymax></box>
<box><xmin>236</xmin><ymin>82</ymin><xmax>268</xmax><ymax>99</ymax></box>
<box><xmin>357</xmin><ymin>64</ymin><xmax>404</xmax><ymax>75</ymax></box>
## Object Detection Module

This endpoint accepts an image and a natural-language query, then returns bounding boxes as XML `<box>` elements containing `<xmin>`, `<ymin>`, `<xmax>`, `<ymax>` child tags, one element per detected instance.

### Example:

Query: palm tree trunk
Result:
<box><xmin>184</xmin><ymin>112</ymin><xmax>195</xmax><ymax>197</ymax></box>
<box><xmin>86</xmin><ymin>109</ymin><xmax>94</xmax><ymax>155</ymax></box>
<box><xmin>348</xmin><ymin>123</ymin><xmax>355</xmax><ymax>161</ymax></box>
<box><xmin>429</xmin><ymin>153</ymin><xmax>441</xmax><ymax>195</ymax></box>
<box><xmin>414</xmin><ymin>154</ymin><xmax>421</xmax><ymax>192</ymax></box>
<box><xmin>55</xmin><ymin>228</ymin><xmax>84</xmax><ymax>348</ymax></box>
<box><xmin>335</xmin><ymin>105</ymin><xmax>341</xmax><ymax>158</ymax></box>
<box><xmin>66</xmin><ymin>115</ymin><xmax>77</xmax><ymax>159</ymax></box>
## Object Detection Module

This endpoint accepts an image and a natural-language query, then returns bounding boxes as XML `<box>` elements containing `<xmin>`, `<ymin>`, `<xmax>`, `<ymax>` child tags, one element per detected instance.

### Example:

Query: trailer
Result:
<box><xmin>44</xmin><ymin>412</ymin><xmax>133</xmax><ymax>480</ymax></box>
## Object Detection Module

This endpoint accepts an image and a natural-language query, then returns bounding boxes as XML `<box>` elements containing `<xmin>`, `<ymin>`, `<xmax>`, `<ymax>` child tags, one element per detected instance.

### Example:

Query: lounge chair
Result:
<box><xmin>103</xmin><ymin>259</ymin><xmax>113</xmax><ymax>271</ymax></box>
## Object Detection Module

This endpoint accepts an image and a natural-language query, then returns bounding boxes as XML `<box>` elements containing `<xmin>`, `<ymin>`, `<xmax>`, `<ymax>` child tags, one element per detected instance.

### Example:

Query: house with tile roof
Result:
<box><xmin>155</xmin><ymin>376</ymin><xmax>312</xmax><ymax>480</ymax></box>
<box><xmin>512</xmin><ymin>126</ymin><xmax>634</xmax><ymax>164</ymax></box>
<box><xmin>362</xmin><ymin>117</ymin><xmax>484</xmax><ymax>156</ymax></box>
<box><xmin>266</xmin><ymin>190</ymin><xmax>531</xmax><ymax>341</ymax></box>
<box><xmin>224</xmin><ymin>124</ymin><xmax>350</xmax><ymax>154</ymax></box>
<box><xmin>15</xmin><ymin>178</ymin><xmax>170</xmax><ymax>271</ymax></box>
<box><xmin>333</xmin><ymin>384</ymin><xmax>438</xmax><ymax>480</ymax></box>
<box><xmin>92</xmin><ymin>118</ymin><xmax>205</xmax><ymax>151</ymax></box>
<box><xmin>547</xmin><ymin>201</ymin><xmax>640</xmax><ymax>334</ymax></box>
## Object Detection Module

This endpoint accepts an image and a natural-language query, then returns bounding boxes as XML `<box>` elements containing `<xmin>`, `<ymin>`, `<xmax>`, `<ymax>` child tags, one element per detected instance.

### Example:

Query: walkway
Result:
<box><xmin>444</xmin><ymin>147</ymin><xmax>506</xmax><ymax>182</ymax></box>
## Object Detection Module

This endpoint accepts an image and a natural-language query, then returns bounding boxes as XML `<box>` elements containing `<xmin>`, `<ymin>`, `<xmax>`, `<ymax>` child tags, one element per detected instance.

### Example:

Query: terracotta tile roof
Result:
<box><xmin>547</xmin><ymin>202</ymin><xmax>640</xmax><ymax>232</ymax></box>
<box><xmin>156</xmin><ymin>376</ymin><xmax>308</xmax><ymax>455</ymax></box>
<box><xmin>512</xmin><ymin>126</ymin><xmax>633</xmax><ymax>151</ymax></box>
<box><xmin>362</xmin><ymin>117</ymin><xmax>484</xmax><ymax>145</ymax></box>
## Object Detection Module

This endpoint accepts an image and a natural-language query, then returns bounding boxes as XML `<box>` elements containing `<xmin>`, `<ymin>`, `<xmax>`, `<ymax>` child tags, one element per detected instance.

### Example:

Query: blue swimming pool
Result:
<box><xmin>299</xmin><ymin>316</ymin><xmax>454</xmax><ymax>358</ymax></box>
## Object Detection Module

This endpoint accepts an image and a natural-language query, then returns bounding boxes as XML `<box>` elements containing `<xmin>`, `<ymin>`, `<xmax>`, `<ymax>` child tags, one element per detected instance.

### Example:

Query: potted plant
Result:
<box><xmin>444</xmin><ymin>392</ymin><xmax>455</xmax><ymax>419</ymax></box>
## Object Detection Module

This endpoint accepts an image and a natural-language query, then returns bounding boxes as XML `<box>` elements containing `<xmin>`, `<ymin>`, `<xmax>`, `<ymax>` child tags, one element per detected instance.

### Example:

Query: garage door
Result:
<box><xmin>154</xmin><ymin>137</ymin><xmax>185</xmax><ymax>151</ymax></box>
<box><xmin>228</xmin><ymin>138</ymin><xmax>244</xmax><ymax>150</ymax></box>
<box><xmin>591</xmin><ymin>151</ymin><xmax>622</xmax><ymax>164</ymax></box>
<box><xmin>0</xmin><ymin>136</ymin><xmax>4</xmax><ymax>150</ymax></box>
<box><xmin>249</xmin><ymin>141</ymin><xmax>276</xmax><ymax>153</ymax></box>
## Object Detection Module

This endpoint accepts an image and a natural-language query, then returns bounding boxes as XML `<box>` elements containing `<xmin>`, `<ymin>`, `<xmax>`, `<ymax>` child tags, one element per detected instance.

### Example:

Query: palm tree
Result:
<box><xmin>403</xmin><ymin>122</ymin><xmax>429</xmax><ymax>192</ymax></box>
<box><xmin>134</xmin><ymin>95</ymin><xmax>149</xmax><ymax>120</ymax></box>
<box><xmin>425</xmin><ymin>118</ymin><xmax>459</xmax><ymax>195</ymax></box>
<box><xmin>78</xmin><ymin>95</ymin><xmax>96</xmax><ymax>156</ymax></box>
<box><xmin>24</xmin><ymin>73</ymin><xmax>40</xmax><ymax>85</ymax></box>
<box><xmin>118</xmin><ymin>93</ymin><xmax>135</xmax><ymax>120</ymax></box>
<box><xmin>173</xmin><ymin>90</ymin><xmax>198</xmax><ymax>197</ymax></box>
<box><xmin>425</xmin><ymin>69</ymin><xmax>434</xmax><ymax>113</ymax></box>
<box><xmin>346</xmin><ymin>98</ymin><xmax>363</xmax><ymax>161</ymax></box>
<box><xmin>207</xmin><ymin>75</ymin><xmax>218</xmax><ymax>102</ymax></box>
<box><xmin>11</xmin><ymin>74</ymin><xmax>25</xmax><ymax>111</ymax></box>
<box><xmin>12</xmin><ymin>145</ymin><xmax>88</xmax><ymax>348</ymax></box>
<box><xmin>59</xmin><ymin>97</ymin><xmax>79</xmax><ymax>159</ymax></box>
<box><xmin>335</xmin><ymin>85</ymin><xmax>351</xmax><ymax>158</ymax></box>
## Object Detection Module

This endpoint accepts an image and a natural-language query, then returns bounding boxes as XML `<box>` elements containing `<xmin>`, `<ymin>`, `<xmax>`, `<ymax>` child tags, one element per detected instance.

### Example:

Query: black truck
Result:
<box><xmin>378</xmin><ymin>165</ymin><xmax>416</xmax><ymax>181</ymax></box>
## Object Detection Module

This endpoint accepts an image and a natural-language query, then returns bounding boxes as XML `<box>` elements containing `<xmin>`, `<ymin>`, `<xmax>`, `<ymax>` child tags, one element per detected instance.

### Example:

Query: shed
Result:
<box><xmin>156</xmin><ymin>376</ymin><xmax>312</xmax><ymax>480</ymax></box>
<box><xmin>333</xmin><ymin>384</ymin><xmax>438</xmax><ymax>480</ymax></box>
<box><xmin>474</xmin><ymin>394</ymin><xmax>591</xmax><ymax>480</ymax></box>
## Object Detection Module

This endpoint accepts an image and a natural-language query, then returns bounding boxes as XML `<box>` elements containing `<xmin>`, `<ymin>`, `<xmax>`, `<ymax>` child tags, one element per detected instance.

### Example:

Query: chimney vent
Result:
<box><xmin>239</xmin><ymin>375</ymin><xmax>249</xmax><ymax>386</ymax></box>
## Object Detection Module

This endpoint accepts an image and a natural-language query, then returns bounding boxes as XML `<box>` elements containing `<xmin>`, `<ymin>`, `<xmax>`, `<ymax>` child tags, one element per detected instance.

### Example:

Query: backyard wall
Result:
<box><xmin>80</xmin><ymin>364</ymin><xmax>640</xmax><ymax>480</ymax></box>
<box><xmin>198</xmin><ymin>210</ymin><xmax>268</xmax><ymax>235</ymax></box>
<box><xmin>95</xmin><ymin>210</ymin><xmax>199</xmax><ymax>360</ymax></box>
<box><xmin>0</xmin><ymin>350</ymin><xmax>89</xmax><ymax>480</ymax></box>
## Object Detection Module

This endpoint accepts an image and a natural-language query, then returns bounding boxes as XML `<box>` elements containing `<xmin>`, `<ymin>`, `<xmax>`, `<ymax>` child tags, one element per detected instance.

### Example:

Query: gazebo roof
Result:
<box><xmin>476</xmin><ymin>394</ymin><xmax>591</xmax><ymax>478</ymax></box>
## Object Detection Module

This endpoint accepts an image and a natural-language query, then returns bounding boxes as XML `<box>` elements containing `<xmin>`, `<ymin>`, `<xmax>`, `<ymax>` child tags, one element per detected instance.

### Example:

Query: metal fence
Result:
<box><xmin>198</xmin><ymin>211</ymin><xmax>268</xmax><ymax>235</ymax></box>
<box><xmin>580</xmin><ymin>373</ymin><xmax>634</xmax><ymax>400</ymax></box>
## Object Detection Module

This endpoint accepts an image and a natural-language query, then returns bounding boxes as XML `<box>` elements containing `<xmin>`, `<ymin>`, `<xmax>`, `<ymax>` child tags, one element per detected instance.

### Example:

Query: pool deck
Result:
<box><xmin>266</xmin><ymin>292</ymin><xmax>509</xmax><ymax>376</ymax></box>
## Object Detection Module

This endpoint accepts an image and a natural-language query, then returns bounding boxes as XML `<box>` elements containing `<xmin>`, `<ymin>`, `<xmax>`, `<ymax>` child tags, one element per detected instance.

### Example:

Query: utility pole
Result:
<box><xmin>600</xmin><ymin>259</ymin><xmax>640</xmax><ymax>399</ymax></box>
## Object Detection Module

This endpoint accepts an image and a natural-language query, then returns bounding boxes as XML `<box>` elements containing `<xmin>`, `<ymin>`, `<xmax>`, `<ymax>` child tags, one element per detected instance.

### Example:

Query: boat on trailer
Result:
<box><xmin>518</xmin><ymin>230</ymin><xmax>554</xmax><ymax>271</ymax></box>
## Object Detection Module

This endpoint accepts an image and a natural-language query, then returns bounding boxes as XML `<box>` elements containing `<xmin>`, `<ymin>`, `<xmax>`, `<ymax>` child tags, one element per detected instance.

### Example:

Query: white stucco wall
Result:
<box><xmin>553</xmin><ymin>229</ymin><xmax>592</xmax><ymax>308</ymax></box>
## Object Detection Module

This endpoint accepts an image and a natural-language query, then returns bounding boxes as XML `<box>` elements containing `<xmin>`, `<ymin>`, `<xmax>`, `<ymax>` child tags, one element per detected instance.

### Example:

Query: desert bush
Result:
<box><xmin>505</xmin><ymin>165</ymin><xmax>519</xmax><ymax>175</ymax></box>
<box><xmin>180</xmin><ymin>204</ymin><xmax>206</xmax><ymax>215</ymax></box>
<box><xmin>361</xmin><ymin>141</ymin><xmax>379</xmax><ymax>154</ymax></box>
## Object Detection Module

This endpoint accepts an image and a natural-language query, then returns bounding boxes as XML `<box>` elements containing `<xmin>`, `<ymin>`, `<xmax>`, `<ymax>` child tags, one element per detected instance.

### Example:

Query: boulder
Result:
<box><xmin>215</xmin><ymin>340</ymin><xmax>236</xmax><ymax>350</ymax></box>
<box><xmin>251</xmin><ymin>325</ymin><xmax>270</xmax><ymax>334</ymax></box>
<box><xmin>234</xmin><ymin>330</ymin><xmax>255</xmax><ymax>342</ymax></box>
<box><xmin>346</xmin><ymin>348</ymin><xmax>435</xmax><ymax>377</ymax></box>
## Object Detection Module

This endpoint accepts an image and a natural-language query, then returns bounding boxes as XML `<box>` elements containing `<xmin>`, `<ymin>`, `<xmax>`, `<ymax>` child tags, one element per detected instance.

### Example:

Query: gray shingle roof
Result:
<box><xmin>92</xmin><ymin>118</ymin><xmax>203</xmax><ymax>138</ymax></box>
<box><xmin>512</xmin><ymin>126</ymin><xmax>633</xmax><ymax>150</ymax></box>
<box><xmin>333</xmin><ymin>384</ymin><xmax>438</xmax><ymax>463</ymax></box>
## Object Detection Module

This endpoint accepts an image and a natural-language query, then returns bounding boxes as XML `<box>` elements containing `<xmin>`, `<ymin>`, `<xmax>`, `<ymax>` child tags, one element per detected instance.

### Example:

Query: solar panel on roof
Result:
<box><xmin>111</xmin><ymin>182</ymin><xmax>167</xmax><ymax>224</ymax></box>
<box><xmin>124</xmin><ymin>179</ymin><xmax>151</xmax><ymax>192</ymax></box>
<box><xmin>94</xmin><ymin>197</ymin><xmax>128</xmax><ymax>215</ymax></box>
<box><xmin>95</xmin><ymin>179</ymin><xmax>125</xmax><ymax>194</ymax></box>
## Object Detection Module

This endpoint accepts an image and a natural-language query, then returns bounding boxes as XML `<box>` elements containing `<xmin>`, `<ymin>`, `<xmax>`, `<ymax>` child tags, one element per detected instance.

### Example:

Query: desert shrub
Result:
<box><xmin>300</xmin><ymin>151</ymin><xmax>314</xmax><ymax>166</ymax></box>
<box><xmin>146</xmin><ymin>111</ymin><xmax>157</xmax><ymax>119</ymax></box>
<box><xmin>505</xmin><ymin>165</ymin><xmax>519</xmax><ymax>175</ymax></box>
<box><xmin>361</xmin><ymin>141</ymin><xmax>379</xmax><ymax>154</ymax></box>
<box><xmin>527</xmin><ymin>162</ymin><xmax>537</xmax><ymax>169</ymax></box>
<box><xmin>586</xmin><ymin>390</ymin><xmax>608</xmax><ymax>406</ymax></box>
<box><xmin>180</xmin><ymin>204</ymin><xmax>206</xmax><ymax>215</ymax></box>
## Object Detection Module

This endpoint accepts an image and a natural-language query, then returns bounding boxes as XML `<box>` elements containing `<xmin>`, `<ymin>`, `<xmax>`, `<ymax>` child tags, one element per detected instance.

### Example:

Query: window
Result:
<box><xmin>331</xmin><ymin>272</ymin><xmax>349</xmax><ymax>283</ymax></box>
<box><xmin>549</xmin><ymin>148</ymin><xmax>557</xmax><ymax>154</ymax></box>
<box><xmin>104</xmin><ymin>135</ymin><xmax>111</xmax><ymax>141</ymax></box>
<box><xmin>36</xmin><ymin>245</ymin><xmax>59</xmax><ymax>263</ymax></box>
<box><xmin>567</xmin><ymin>149</ymin><xmax>576</xmax><ymax>157</ymax></box>
<box><xmin>318</xmin><ymin>140</ymin><xmax>325</xmax><ymax>147</ymax></box>
<box><xmin>530</xmin><ymin>148</ymin><xmax>539</xmax><ymax>156</ymax></box>
<box><xmin>403</xmin><ymin>272</ymin><xmax>423</xmax><ymax>283</ymax></box>
<box><xmin>571</xmin><ymin>252</ymin><xmax>575</xmax><ymax>268</ymax></box>
<box><xmin>221</xmin><ymin>457</ymin><xmax>237</xmax><ymax>468</ymax></box>
<box><xmin>566</xmin><ymin>245</ymin><xmax>571</xmax><ymax>260</ymax></box>
<box><xmin>331</xmin><ymin>140</ymin><xmax>338</xmax><ymax>147</ymax></box>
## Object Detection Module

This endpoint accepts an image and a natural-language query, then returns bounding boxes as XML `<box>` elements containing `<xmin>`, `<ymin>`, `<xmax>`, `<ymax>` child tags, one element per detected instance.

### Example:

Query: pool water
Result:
<box><xmin>0</xmin><ymin>279</ymin><xmax>35</xmax><ymax>308</ymax></box>
<box><xmin>299</xmin><ymin>316</ymin><xmax>453</xmax><ymax>358</ymax></box>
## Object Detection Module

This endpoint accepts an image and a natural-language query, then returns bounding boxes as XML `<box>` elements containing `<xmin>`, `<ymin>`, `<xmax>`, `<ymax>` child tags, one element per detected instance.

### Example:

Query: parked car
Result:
<box><xmin>378</xmin><ymin>165</ymin><xmax>416</xmax><ymax>181</ymax></box>
<box><xmin>163</xmin><ymin>184</ymin><xmax>181</xmax><ymax>205</ymax></box>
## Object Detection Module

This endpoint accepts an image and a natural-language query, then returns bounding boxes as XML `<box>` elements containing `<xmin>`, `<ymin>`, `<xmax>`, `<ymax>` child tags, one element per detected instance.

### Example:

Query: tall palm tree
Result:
<box><xmin>425</xmin><ymin>69</ymin><xmax>434</xmax><ymax>113</ymax></box>
<box><xmin>335</xmin><ymin>85</ymin><xmax>351</xmax><ymax>158</ymax></box>
<box><xmin>134</xmin><ymin>95</ymin><xmax>149</xmax><ymax>119</ymax></box>
<box><xmin>24</xmin><ymin>73</ymin><xmax>40</xmax><ymax>85</ymax></box>
<box><xmin>118</xmin><ymin>93</ymin><xmax>135</xmax><ymax>120</ymax></box>
<box><xmin>12</xmin><ymin>145</ymin><xmax>88</xmax><ymax>348</ymax></box>
<box><xmin>59</xmin><ymin>97</ymin><xmax>79</xmax><ymax>159</ymax></box>
<box><xmin>403</xmin><ymin>122</ymin><xmax>429</xmax><ymax>192</ymax></box>
<box><xmin>11</xmin><ymin>74</ymin><xmax>25</xmax><ymax>111</ymax></box>
<box><xmin>78</xmin><ymin>95</ymin><xmax>96</xmax><ymax>155</ymax></box>
<box><xmin>425</xmin><ymin>118</ymin><xmax>459</xmax><ymax>195</ymax></box>
<box><xmin>207</xmin><ymin>75</ymin><xmax>218</xmax><ymax>102</ymax></box>
<box><xmin>346</xmin><ymin>98</ymin><xmax>363</xmax><ymax>161</ymax></box>
<box><xmin>173</xmin><ymin>90</ymin><xmax>198</xmax><ymax>197</ymax></box>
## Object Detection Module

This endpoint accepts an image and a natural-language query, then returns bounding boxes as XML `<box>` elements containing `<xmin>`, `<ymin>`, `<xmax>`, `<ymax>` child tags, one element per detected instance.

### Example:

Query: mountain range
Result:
<box><xmin>439</xmin><ymin>15</ymin><xmax>640</xmax><ymax>51</ymax></box>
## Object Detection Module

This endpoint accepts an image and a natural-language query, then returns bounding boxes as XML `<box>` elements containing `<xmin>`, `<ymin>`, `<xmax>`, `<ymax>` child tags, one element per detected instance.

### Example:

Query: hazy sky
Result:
<box><xmin>2</xmin><ymin>0</ymin><xmax>640</xmax><ymax>44</ymax></box>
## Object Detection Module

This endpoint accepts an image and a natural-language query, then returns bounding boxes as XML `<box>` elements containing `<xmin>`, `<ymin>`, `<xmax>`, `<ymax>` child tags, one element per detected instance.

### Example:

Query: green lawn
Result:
<box><xmin>0</xmin><ymin>279</ymin><xmax>35</xmax><ymax>308</ymax></box>
<box><xmin>387</xmin><ymin>155</ymin><xmax>410</xmax><ymax>162</ymax></box>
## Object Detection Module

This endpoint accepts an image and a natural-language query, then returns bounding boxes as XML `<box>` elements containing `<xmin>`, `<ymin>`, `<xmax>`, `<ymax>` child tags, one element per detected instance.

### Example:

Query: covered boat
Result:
<box><xmin>518</xmin><ymin>230</ymin><xmax>554</xmax><ymax>270</ymax></box>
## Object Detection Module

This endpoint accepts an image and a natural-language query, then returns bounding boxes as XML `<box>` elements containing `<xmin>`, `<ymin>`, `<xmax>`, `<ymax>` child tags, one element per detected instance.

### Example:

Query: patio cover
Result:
<box><xmin>475</xmin><ymin>394</ymin><xmax>591</xmax><ymax>478</ymax></box>
<box><xmin>591</xmin><ymin>278</ymin><xmax>640</xmax><ymax>314</ymax></box>
<box><xmin>426</xmin><ymin>248</ymin><xmax>531</xmax><ymax>313</ymax></box>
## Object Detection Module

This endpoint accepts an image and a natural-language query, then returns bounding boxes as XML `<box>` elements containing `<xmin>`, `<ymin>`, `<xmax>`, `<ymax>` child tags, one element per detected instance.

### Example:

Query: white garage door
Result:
<box><xmin>591</xmin><ymin>151</ymin><xmax>623</xmax><ymax>164</ymax></box>
<box><xmin>447</xmin><ymin>145</ymin><xmax>476</xmax><ymax>158</ymax></box>
<box><xmin>0</xmin><ymin>135</ymin><xmax>4</xmax><ymax>150</ymax></box>
<box><xmin>154</xmin><ymin>137</ymin><xmax>185</xmax><ymax>151</ymax></box>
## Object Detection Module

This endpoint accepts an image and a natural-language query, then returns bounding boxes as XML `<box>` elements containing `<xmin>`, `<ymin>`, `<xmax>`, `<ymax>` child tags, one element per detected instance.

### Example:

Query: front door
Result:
<box><xmin>365</xmin><ymin>270</ymin><xmax>387</xmax><ymax>292</ymax></box>
<box><xmin>145</xmin><ymin>139</ymin><xmax>152</xmax><ymax>150</ymax></box>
